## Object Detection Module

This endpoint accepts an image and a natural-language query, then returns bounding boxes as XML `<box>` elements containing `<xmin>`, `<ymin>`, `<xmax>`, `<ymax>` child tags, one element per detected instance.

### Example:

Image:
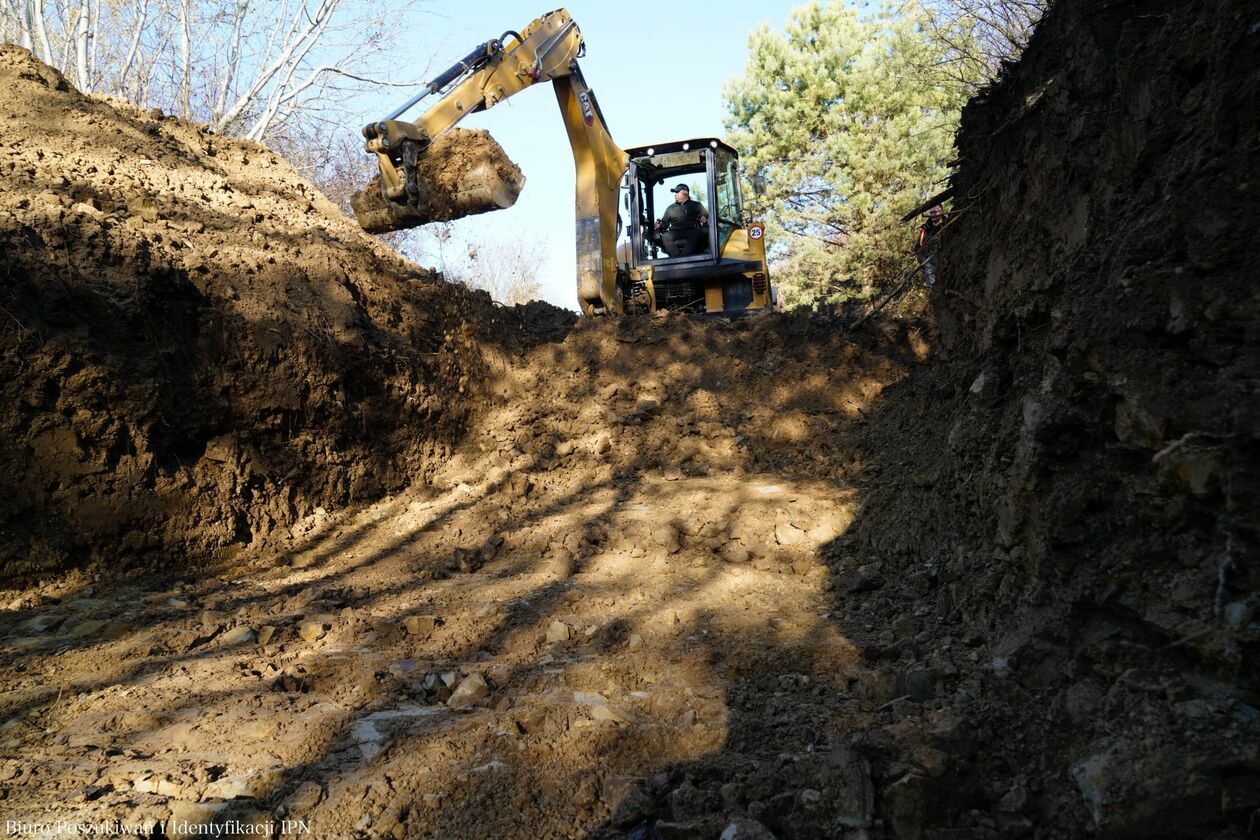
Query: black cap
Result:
<box><xmin>670</xmin><ymin>184</ymin><xmax>690</xmax><ymax>193</ymax></box>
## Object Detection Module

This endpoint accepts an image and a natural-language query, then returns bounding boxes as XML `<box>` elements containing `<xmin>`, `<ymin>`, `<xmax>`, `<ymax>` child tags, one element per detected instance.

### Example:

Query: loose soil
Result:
<box><xmin>351</xmin><ymin>129</ymin><xmax>526</xmax><ymax>233</ymax></box>
<box><xmin>0</xmin><ymin>0</ymin><xmax>1256</xmax><ymax>838</ymax></box>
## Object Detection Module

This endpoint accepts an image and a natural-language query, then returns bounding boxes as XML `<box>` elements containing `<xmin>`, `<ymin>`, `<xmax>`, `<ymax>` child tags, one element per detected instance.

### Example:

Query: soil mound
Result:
<box><xmin>0</xmin><ymin>45</ymin><xmax>570</xmax><ymax>580</ymax></box>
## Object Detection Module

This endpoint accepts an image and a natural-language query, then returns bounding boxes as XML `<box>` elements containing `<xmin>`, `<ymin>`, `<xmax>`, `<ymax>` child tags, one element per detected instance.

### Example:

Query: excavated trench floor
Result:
<box><xmin>1</xmin><ymin>313</ymin><xmax>921</xmax><ymax>839</ymax></box>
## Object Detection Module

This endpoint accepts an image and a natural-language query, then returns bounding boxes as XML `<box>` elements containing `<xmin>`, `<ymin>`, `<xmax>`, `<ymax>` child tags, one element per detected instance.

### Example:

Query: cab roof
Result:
<box><xmin>626</xmin><ymin>138</ymin><xmax>738</xmax><ymax>159</ymax></box>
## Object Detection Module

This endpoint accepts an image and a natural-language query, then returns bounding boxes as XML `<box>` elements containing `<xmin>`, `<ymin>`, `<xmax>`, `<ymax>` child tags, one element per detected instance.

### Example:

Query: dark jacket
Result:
<box><xmin>660</xmin><ymin>199</ymin><xmax>707</xmax><ymax>232</ymax></box>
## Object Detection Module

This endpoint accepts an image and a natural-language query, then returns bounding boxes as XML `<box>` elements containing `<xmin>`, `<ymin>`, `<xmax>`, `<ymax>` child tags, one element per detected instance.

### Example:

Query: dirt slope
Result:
<box><xmin>0</xmin><ymin>45</ymin><xmax>570</xmax><ymax>581</ymax></box>
<box><xmin>0</xmin><ymin>0</ymin><xmax>1258</xmax><ymax>837</ymax></box>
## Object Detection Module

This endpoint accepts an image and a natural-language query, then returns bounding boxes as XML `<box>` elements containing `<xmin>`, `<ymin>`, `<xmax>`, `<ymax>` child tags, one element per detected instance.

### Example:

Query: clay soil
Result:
<box><xmin>0</xmin><ymin>0</ymin><xmax>1257</xmax><ymax>838</ymax></box>
<box><xmin>351</xmin><ymin>129</ymin><xmax>526</xmax><ymax>233</ymax></box>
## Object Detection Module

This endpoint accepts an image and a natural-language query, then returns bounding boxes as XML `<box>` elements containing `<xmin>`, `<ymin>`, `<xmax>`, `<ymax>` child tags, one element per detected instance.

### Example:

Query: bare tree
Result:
<box><xmin>457</xmin><ymin>235</ymin><xmax>547</xmax><ymax>306</ymax></box>
<box><xmin>116</xmin><ymin>0</ymin><xmax>148</xmax><ymax>97</ymax></box>
<box><xmin>911</xmin><ymin>0</ymin><xmax>1048</xmax><ymax>87</ymax></box>
<box><xmin>385</xmin><ymin>221</ymin><xmax>547</xmax><ymax>306</ymax></box>
<box><xmin>2</xmin><ymin>0</ymin><xmax>424</xmax><ymax>145</ymax></box>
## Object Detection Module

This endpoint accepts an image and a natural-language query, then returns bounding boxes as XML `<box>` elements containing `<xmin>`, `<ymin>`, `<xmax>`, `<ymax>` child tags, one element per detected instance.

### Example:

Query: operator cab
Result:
<box><xmin>622</xmin><ymin>138</ymin><xmax>766</xmax><ymax>313</ymax></box>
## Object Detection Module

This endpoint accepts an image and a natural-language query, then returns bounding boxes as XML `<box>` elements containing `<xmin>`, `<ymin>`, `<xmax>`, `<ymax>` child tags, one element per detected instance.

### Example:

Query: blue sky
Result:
<box><xmin>348</xmin><ymin>1</ymin><xmax>807</xmax><ymax>309</ymax></box>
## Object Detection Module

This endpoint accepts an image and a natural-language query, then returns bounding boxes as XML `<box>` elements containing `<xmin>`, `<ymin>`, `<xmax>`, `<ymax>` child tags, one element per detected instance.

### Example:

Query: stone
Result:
<box><xmin>283</xmin><ymin>781</ymin><xmax>323</xmax><ymax>815</ymax></box>
<box><xmin>204</xmin><ymin>769</ymin><xmax>282</xmax><ymax>800</ymax></box>
<box><xmin>68</xmin><ymin>619</ymin><xmax>106</xmax><ymax>638</ymax></box>
<box><xmin>720</xmin><ymin>817</ymin><xmax>777</xmax><ymax>840</ymax></box>
<box><xmin>747</xmin><ymin>542</ymin><xmax>772</xmax><ymax>559</ymax></box>
<box><xmin>257</xmin><ymin>625</ymin><xmax>276</xmax><ymax>646</ymax></box>
<box><xmin>904</xmin><ymin>669</ymin><xmax>938</xmax><ymax>701</ymax></box>
<box><xmin>20</xmin><ymin>614</ymin><xmax>63</xmax><ymax>634</ymax></box>
<box><xmin>99</xmin><ymin>621</ymin><xmax>135</xmax><ymax>641</ymax></box>
<box><xmin>546</xmin><ymin>620</ymin><xmax>571</xmax><ymax>643</ymax></box>
<box><xmin>1224</xmin><ymin>601</ymin><xmax>1255</xmax><ymax>633</ymax></box>
<box><xmin>1114</xmin><ymin>400</ymin><xmax>1164</xmax><ymax>449</ymax></box>
<box><xmin>1071</xmin><ymin>750</ymin><xmax>1110</xmax><ymax>828</ymax></box>
<box><xmin>884</xmin><ymin>772</ymin><xmax>932</xmax><ymax>840</ymax></box>
<box><xmin>774</xmin><ymin>521</ymin><xmax>807</xmax><ymax>547</ymax></box>
<box><xmin>592</xmin><ymin>704</ymin><xmax>633</xmax><ymax>724</ymax></box>
<box><xmin>722</xmin><ymin>544</ymin><xmax>749</xmax><ymax>563</ymax></box>
<box><xmin>299</xmin><ymin>617</ymin><xmax>332</xmax><ymax>643</ymax></box>
<box><xmin>845</xmin><ymin>565</ymin><xmax>884</xmax><ymax>593</ymax></box>
<box><xmin>627</xmin><ymin>633</ymin><xmax>644</xmax><ymax>652</ymax></box>
<box><xmin>998</xmin><ymin>781</ymin><xmax>1028</xmax><ymax>813</ymax></box>
<box><xmin>651</xmin><ymin>526</ymin><xmax>681</xmax><ymax>553</ymax></box>
<box><xmin>219</xmin><ymin>626</ymin><xmax>256</xmax><ymax>646</ymax></box>
<box><xmin>403</xmin><ymin>615</ymin><xmax>436</xmax><ymax>637</ymax></box>
<box><xmin>1154</xmin><ymin>438</ymin><xmax>1220</xmax><ymax>496</ymax></box>
<box><xmin>1063</xmin><ymin>682</ymin><xmax>1102</xmax><ymax>725</ymax></box>
<box><xmin>133</xmin><ymin>775</ymin><xmax>184</xmax><ymax>796</ymax></box>
<box><xmin>389</xmin><ymin>660</ymin><xmax>417</xmax><ymax>678</ymax></box>
<box><xmin>238</xmin><ymin>718</ymin><xmax>276</xmax><ymax>740</ymax></box>
<box><xmin>549</xmin><ymin>549</ymin><xmax>575</xmax><ymax>579</ymax></box>
<box><xmin>168</xmin><ymin>801</ymin><xmax>227</xmax><ymax>829</ymax></box>
<box><xmin>909</xmin><ymin>743</ymin><xmax>950</xmax><ymax>779</ymax></box>
<box><xmin>572</xmin><ymin>775</ymin><xmax>600</xmax><ymax>809</ymax></box>
<box><xmin>610</xmin><ymin>784</ymin><xmax>655</xmax><ymax>828</ymax></box>
<box><xmin>447</xmin><ymin>673</ymin><xmax>490</xmax><ymax>709</ymax></box>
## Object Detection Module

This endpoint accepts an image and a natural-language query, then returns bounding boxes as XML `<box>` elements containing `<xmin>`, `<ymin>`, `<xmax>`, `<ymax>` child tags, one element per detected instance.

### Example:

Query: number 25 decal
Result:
<box><xmin>748</xmin><ymin>225</ymin><xmax>764</xmax><ymax>240</ymax></box>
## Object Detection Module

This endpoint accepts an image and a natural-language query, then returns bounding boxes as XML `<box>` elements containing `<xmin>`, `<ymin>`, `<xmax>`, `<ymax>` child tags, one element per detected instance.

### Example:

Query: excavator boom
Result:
<box><xmin>357</xmin><ymin>8</ymin><xmax>628</xmax><ymax>313</ymax></box>
<box><xmin>356</xmin><ymin>8</ymin><xmax>772</xmax><ymax>316</ymax></box>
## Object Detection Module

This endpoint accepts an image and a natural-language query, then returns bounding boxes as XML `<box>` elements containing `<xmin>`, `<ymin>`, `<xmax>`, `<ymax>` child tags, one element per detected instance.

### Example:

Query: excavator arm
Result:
<box><xmin>361</xmin><ymin>8</ymin><xmax>628</xmax><ymax>314</ymax></box>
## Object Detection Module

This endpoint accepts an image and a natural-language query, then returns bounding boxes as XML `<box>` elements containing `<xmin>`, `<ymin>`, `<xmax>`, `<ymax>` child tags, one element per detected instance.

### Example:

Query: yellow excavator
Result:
<box><xmin>359</xmin><ymin>8</ymin><xmax>773</xmax><ymax>316</ymax></box>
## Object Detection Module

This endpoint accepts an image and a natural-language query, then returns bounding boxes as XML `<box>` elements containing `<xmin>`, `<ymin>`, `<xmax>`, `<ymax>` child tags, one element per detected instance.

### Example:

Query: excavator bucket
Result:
<box><xmin>351</xmin><ymin>128</ymin><xmax>525</xmax><ymax>233</ymax></box>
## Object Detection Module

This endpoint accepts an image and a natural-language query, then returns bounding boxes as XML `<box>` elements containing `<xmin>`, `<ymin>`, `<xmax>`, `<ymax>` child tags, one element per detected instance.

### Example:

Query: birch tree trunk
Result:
<box><xmin>179</xmin><ymin>0</ymin><xmax>191</xmax><ymax>119</ymax></box>
<box><xmin>118</xmin><ymin>0</ymin><xmax>149</xmax><ymax>97</ymax></box>
<box><xmin>74</xmin><ymin>0</ymin><xmax>92</xmax><ymax>91</ymax></box>
<box><xmin>30</xmin><ymin>0</ymin><xmax>54</xmax><ymax>64</ymax></box>
<box><xmin>5</xmin><ymin>0</ymin><xmax>420</xmax><ymax>149</ymax></box>
<box><xmin>11</xmin><ymin>0</ymin><xmax>34</xmax><ymax>51</ymax></box>
<box><xmin>213</xmin><ymin>0</ymin><xmax>250</xmax><ymax>123</ymax></box>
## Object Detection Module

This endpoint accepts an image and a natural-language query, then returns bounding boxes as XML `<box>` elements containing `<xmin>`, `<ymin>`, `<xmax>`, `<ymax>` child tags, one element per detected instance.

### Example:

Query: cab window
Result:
<box><xmin>633</xmin><ymin>149</ymin><xmax>710</xmax><ymax>262</ymax></box>
<box><xmin>714</xmin><ymin>149</ymin><xmax>742</xmax><ymax>250</ymax></box>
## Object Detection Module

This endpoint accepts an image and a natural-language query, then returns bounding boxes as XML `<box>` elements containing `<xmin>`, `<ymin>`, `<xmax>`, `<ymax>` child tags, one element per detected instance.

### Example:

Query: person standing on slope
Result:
<box><xmin>916</xmin><ymin>204</ymin><xmax>946</xmax><ymax>287</ymax></box>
